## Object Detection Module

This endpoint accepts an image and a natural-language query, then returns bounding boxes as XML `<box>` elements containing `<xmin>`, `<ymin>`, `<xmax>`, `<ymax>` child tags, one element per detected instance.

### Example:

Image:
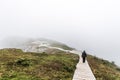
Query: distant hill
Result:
<box><xmin>23</xmin><ymin>38</ymin><xmax>74</xmax><ymax>52</ymax></box>
<box><xmin>1</xmin><ymin>37</ymin><xmax>74</xmax><ymax>52</ymax></box>
<box><xmin>87</xmin><ymin>55</ymin><xmax>120</xmax><ymax>80</ymax></box>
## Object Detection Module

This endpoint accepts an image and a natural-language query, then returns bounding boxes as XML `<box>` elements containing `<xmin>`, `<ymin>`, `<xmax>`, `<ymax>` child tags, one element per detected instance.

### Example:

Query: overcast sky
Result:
<box><xmin>0</xmin><ymin>0</ymin><xmax>120</xmax><ymax>66</ymax></box>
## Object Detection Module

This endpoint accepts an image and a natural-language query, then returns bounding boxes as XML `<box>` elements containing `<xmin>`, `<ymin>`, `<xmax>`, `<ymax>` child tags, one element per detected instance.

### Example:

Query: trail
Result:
<box><xmin>71</xmin><ymin>51</ymin><xmax>96</xmax><ymax>80</ymax></box>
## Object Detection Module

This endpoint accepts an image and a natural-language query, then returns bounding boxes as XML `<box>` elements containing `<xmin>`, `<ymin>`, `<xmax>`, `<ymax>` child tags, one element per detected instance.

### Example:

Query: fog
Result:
<box><xmin>0</xmin><ymin>0</ymin><xmax>120</xmax><ymax>66</ymax></box>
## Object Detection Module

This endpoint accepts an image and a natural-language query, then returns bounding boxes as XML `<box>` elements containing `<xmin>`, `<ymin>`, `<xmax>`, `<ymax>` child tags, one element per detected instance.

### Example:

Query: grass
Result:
<box><xmin>51</xmin><ymin>43</ymin><xmax>74</xmax><ymax>50</ymax></box>
<box><xmin>87</xmin><ymin>55</ymin><xmax>120</xmax><ymax>80</ymax></box>
<box><xmin>0</xmin><ymin>48</ymin><xmax>79</xmax><ymax>80</ymax></box>
<box><xmin>2</xmin><ymin>48</ymin><xmax>119</xmax><ymax>80</ymax></box>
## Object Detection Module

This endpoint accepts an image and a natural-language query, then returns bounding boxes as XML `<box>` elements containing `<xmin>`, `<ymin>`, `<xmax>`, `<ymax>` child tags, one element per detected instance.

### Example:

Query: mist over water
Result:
<box><xmin>0</xmin><ymin>0</ymin><xmax>120</xmax><ymax>66</ymax></box>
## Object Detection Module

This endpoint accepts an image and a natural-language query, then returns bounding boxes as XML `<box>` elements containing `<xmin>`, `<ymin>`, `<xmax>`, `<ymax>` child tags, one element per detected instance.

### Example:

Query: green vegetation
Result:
<box><xmin>0</xmin><ymin>48</ymin><xmax>79</xmax><ymax>80</ymax></box>
<box><xmin>37</xmin><ymin>38</ymin><xmax>74</xmax><ymax>50</ymax></box>
<box><xmin>2</xmin><ymin>48</ymin><xmax>119</xmax><ymax>80</ymax></box>
<box><xmin>51</xmin><ymin>43</ymin><xmax>74</xmax><ymax>50</ymax></box>
<box><xmin>87</xmin><ymin>55</ymin><xmax>120</xmax><ymax>80</ymax></box>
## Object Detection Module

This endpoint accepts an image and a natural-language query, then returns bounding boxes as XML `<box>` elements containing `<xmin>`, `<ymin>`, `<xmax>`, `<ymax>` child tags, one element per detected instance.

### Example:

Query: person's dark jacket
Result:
<box><xmin>82</xmin><ymin>51</ymin><xmax>87</xmax><ymax>58</ymax></box>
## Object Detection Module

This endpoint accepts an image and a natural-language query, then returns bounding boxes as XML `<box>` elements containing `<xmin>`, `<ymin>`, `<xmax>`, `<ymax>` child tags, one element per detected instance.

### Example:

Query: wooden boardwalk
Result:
<box><xmin>71</xmin><ymin>51</ymin><xmax>96</xmax><ymax>80</ymax></box>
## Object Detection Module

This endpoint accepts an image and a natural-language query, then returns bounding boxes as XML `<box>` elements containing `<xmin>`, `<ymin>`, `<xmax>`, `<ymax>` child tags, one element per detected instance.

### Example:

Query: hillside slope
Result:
<box><xmin>23</xmin><ymin>38</ymin><xmax>74</xmax><ymax>52</ymax></box>
<box><xmin>1</xmin><ymin>38</ymin><xmax>120</xmax><ymax>80</ymax></box>
<box><xmin>1</xmin><ymin>38</ymin><xmax>74</xmax><ymax>52</ymax></box>
<box><xmin>87</xmin><ymin>55</ymin><xmax>120</xmax><ymax>80</ymax></box>
<box><xmin>0</xmin><ymin>48</ymin><xmax>120</xmax><ymax>80</ymax></box>
<box><xmin>0</xmin><ymin>48</ymin><xmax>79</xmax><ymax>80</ymax></box>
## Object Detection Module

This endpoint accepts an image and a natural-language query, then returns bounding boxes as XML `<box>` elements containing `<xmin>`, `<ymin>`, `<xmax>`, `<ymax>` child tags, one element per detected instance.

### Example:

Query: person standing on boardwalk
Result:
<box><xmin>82</xmin><ymin>50</ymin><xmax>87</xmax><ymax>63</ymax></box>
